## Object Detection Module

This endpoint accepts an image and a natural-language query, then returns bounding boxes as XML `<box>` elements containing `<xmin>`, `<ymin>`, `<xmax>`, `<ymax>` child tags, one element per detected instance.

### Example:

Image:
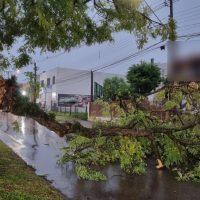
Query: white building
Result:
<box><xmin>39</xmin><ymin>67</ymin><xmax>125</xmax><ymax>111</ymax></box>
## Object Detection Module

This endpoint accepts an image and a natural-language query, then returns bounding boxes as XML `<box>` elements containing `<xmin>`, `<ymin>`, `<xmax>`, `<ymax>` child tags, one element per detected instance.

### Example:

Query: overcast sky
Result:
<box><xmin>12</xmin><ymin>0</ymin><xmax>200</xmax><ymax>82</ymax></box>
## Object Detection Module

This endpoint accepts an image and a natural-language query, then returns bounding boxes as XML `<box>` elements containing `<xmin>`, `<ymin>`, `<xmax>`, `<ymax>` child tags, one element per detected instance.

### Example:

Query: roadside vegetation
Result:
<box><xmin>0</xmin><ymin>141</ymin><xmax>64</xmax><ymax>200</ymax></box>
<box><xmin>54</xmin><ymin>112</ymin><xmax>88</xmax><ymax>123</ymax></box>
<box><xmin>1</xmin><ymin>0</ymin><xmax>199</xmax><ymax>191</ymax></box>
<box><xmin>1</xmin><ymin>63</ymin><xmax>200</xmax><ymax>185</ymax></box>
<box><xmin>61</xmin><ymin>63</ymin><xmax>200</xmax><ymax>183</ymax></box>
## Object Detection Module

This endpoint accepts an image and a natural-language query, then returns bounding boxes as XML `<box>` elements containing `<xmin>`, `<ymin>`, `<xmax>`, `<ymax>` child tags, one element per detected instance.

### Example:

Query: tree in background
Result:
<box><xmin>0</xmin><ymin>0</ymin><xmax>169</xmax><ymax>70</ymax></box>
<box><xmin>127</xmin><ymin>62</ymin><xmax>162</xmax><ymax>96</ymax></box>
<box><xmin>103</xmin><ymin>77</ymin><xmax>130</xmax><ymax>101</ymax></box>
<box><xmin>25</xmin><ymin>72</ymin><xmax>40</xmax><ymax>104</ymax></box>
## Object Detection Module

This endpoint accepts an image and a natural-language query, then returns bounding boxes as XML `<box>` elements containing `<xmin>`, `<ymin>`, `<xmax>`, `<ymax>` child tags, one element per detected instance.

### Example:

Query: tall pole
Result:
<box><xmin>169</xmin><ymin>0</ymin><xmax>173</xmax><ymax>19</ymax></box>
<box><xmin>90</xmin><ymin>70</ymin><xmax>94</xmax><ymax>102</ymax></box>
<box><xmin>168</xmin><ymin>0</ymin><xmax>176</xmax><ymax>99</ymax></box>
<box><xmin>168</xmin><ymin>0</ymin><xmax>176</xmax><ymax>42</ymax></box>
<box><xmin>33</xmin><ymin>62</ymin><xmax>38</xmax><ymax>104</ymax></box>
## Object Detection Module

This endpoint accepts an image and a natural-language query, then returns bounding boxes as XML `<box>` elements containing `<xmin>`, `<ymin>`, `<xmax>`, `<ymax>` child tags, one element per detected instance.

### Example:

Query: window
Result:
<box><xmin>47</xmin><ymin>78</ymin><xmax>51</xmax><ymax>87</ymax></box>
<box><xmin>41</xmin><ymin>80</ymin><xmax>44</xmax><ymax>87</ymax></box>
<box><xmin>94</xmin><ymin>82</ymin><xmax>103</xmax><ymax>100</ymax></box>
<box><xmin>52</xmin><ymin>76</ymin><xmax>56</xmax><ymax>84</ymax></box>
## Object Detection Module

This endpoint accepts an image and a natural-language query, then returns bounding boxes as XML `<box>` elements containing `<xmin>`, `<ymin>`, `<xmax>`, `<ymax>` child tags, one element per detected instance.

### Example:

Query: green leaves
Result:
<box><xmin>24</xmin><ymin>71</ymin><xmax>40</xmax><ymax>103</ymax></box>
<box><xmin>164</xmin><ymin>90</ymin><xmax>183</xmax><ymax>110</ymax></box>
<box><xmin>127</xmin><ymin>62</ymin><xmax>162</xmax><ymax>95</ymax></box>
<box><xmin>119</xmin><ymin>137</ymin><xmax>146</xmax><ymax>174</ymax></box>
<box><xmin>177</xmin><ymin>163</ymin><xmax>200</xmax><ymax>183</ymax></box>
<box><xmin>1</xmin><ymin>0</ymin><xmax>171</xmax><ymax>70</ymax></box>
<box><xmin>103</xmin><ymin>77</ymin><xmax>130</xmax><ymax>101</ymax></box>
<box><xmin>154</xmin><ymin>90</ymin><xmax>165</xmax><ymax>102</ymax></box>
<box><xmin>61</xmin><ymin>135</ymin><xmax>147</xmax><ymax>181</ymax></box>
<box><xmin>13</xmin><ymin>53</ymin><xmax>31</xmax><ymax>69</ymax></box>
<box><xmin>164</xmin><ymin>100</ymin><xmax>178</xmax><ymax>110</ymax></box>
<box><xmin>161</xmin><ymin>136</ymin><xmax>183</xmax><ymax>168</ymax></box>
<box><xmin>75</xmin><ymin>165</ymin><xmax>106</xmax><ymax>181</ymax></box>
<box><xmin>58</xmin><ymin>82</ymin><xmax>200</xmax><ymax>183</ymax></box>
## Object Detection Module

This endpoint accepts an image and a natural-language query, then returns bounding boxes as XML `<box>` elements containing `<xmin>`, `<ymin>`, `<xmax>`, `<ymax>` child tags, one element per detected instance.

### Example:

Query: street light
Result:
<box><xmin>21</xmin><ymin>90</ymin><xmax>27</xmax><ymax>96</ymax></box>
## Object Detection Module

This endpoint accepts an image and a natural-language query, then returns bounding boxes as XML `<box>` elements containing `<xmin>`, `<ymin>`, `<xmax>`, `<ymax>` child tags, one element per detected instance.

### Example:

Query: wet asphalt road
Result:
<box><xmin>0</xmin><ymin>112</ymin><xmax>199</xmax><ymax>200</ymax></box>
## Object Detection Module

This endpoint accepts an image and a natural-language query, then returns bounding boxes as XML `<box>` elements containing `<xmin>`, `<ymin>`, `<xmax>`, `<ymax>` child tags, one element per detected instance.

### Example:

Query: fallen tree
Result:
<box><xmin>61</xmin><ymin>82</ymin><xmax>200</xmax><ymax>182</ymax></box>
<box><xmin>1</xmin><ymin>77</ymin><xmax>200</xmax><ymax>183</ymax></box>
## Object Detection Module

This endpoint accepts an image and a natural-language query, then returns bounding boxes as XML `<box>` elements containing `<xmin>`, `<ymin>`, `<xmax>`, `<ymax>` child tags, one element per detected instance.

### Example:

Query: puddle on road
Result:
<box><xmin>0</xmin><ymin>112</ymin><xmax>199</xmax><ymax>200</ymax></box>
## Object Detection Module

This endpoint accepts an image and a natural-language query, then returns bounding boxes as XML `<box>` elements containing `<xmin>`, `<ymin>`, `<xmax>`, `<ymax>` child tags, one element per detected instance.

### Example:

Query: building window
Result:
<box><xmin>94</xmin><ymin>82</ymin><xmax>103</xmax><ymax>100</ymax></box>
<box><xmin>52</xmin><ymin>76</ymin><xmax>56</xmax><ymax>84</ymax></box>
<box><xmin>47</xmin><ymin>78</ymin><xmax>51</xmax><ymax>87</ymax></box>
<box><xmin>41</xmin><ymin>80</ymin><xmax>44</xmax><ymax>87</ymax></box>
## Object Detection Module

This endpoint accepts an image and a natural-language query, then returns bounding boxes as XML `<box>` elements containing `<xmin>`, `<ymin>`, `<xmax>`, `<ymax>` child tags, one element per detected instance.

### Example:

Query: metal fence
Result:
<box><xmin>51</xmin><ymin>105</ymin><xmax>88</xmax><ymax>113</ymax></box>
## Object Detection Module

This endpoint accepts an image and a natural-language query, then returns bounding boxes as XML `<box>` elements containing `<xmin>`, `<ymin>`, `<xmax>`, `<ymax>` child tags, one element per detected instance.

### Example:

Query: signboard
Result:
<box><xmin>58</xmin><ymin>94</ymin><xmax>91</xmax><ymax>107</ymax></box>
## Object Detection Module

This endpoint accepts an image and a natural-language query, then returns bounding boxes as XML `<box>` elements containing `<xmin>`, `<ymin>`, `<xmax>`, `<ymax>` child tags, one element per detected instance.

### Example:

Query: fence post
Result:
<box><xmin>87</xmin><ymin>102</ymin><xmax>90</xmax><ymax>120</ymax></box>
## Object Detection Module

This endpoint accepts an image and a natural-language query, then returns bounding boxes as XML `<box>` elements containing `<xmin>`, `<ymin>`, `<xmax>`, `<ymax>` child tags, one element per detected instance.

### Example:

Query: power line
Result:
<box><xmin>177</xmin><ymin>16</ymin><xmax>200</xmax><ymax>25</ymax></box>
<box><xmin>175</xmin><ymin>5</ymin><xmax>200</xmax><ymax>17</ymax></box>
<box><xmin>55</xmin><ymin>71</ymin><xmax>90</xmax><ymax>85</ymax></box>
<box><xmin>177</xmin><ymin>23</ymin><xmax>200</xmax><ymax>30</ymax></box>
<box><xmin>178</xmin><ymin>32</ymin><xmax>200</xmax><ymax>39</ymax></box>
<box><xmin>160</xmin><ymin>4</ymin><xmax>200</xmax><ymax>23</ymax></box>
<box><xmin>175</xmin><ymin>9</ymin><xmax>200</xmax><ymax>19</ymax></box>
<box><xmin>93</xmin><ymin>41</ymin><xmax>165</xmax><ymax>72</ymax></box>
<box><xmin>144</xmin><ymin>0</ymin><xmax>164</xmax><ymax>24</ymax></box>
<box><xmin>94</xmin><ymin>46</ymin><xmax>162</xmax><ymax>73</ymax></box>
<box><xmin>56</xmin><ymin>73</ymin><xmax>91</xmax><ymax>86</ymax></box>
<box><xmin>150</xmin><ymin>1</ymin><xmax>163</xmax><ymax>8</ymax></box>
<box><xmin>54</xmin><ymin>41</ymin><xmax>166</xmax><ymax>85</ymax></box>
<box><xmin>35</xmin><ymin>37</ymin><xmax>136</xmax><ymax>66</ymax></box>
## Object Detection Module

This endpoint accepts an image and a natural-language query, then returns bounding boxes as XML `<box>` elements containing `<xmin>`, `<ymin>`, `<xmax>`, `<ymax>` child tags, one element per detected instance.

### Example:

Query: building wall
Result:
<box><xmin>39</xmin><ymin>67</ymin><xmax>125</xmax><ymax>111</ymax></box>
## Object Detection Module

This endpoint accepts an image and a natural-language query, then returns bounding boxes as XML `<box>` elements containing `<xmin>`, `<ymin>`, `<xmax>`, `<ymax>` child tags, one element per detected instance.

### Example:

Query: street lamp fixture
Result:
<box><xmin>21</xmin><ymin>90</ymin><xmax>27</xmax><ymax>96</ymax></box>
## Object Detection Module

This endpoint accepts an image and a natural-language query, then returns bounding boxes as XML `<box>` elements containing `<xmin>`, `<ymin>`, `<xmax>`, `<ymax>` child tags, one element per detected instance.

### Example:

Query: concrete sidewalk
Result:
<box><xmin>74</xmin><ymin>119</ymin><xmax>93</xmax><ymax>129</ymax></box>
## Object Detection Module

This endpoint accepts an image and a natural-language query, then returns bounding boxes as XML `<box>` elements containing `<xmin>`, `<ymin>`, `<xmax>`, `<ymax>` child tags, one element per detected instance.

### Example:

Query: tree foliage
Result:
<box><xmin>61</xmin><ymin>82</ymin><xmax>200</xmax><ymax>182</ymax></box>
<box><xmin>25</xmin><ymin>71</ymin><xmax>40</xmax><ymax>103</ymax></box>
<box><xmin>61</xmin><ymin>135</ymin><xmax>148</xmax><ymax>181</ymax></box>
<box><xmin>0</xmin><ymin>76</ymin><xmax>54</xmax><ymax>120</ymax></box>
<box><xmin>103</xmin><ymin>76</ymin><xmax>130</xmax><ymax>101</ymax></box>
<box><xmin>0</xmin><ymin>0</ymin><xmax>170</xmax><ymax>70</ymax></box>
<box><xmin>127</xmin><ymin>62</ymin><xmax>162</xmax><ymax>95</ymax></box>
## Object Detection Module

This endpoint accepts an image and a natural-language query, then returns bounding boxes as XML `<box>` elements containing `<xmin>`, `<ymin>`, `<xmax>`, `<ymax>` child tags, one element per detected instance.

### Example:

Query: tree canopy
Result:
<box><xmin>0</xmin><ymin>0</ymin><xmax>169</xmax><ymax>70</ymax></box>
<box><xmin>103</xmin><ymin>76</ymin><xmax>130</xmax><ymax>101</ymax></box>
<box><xmin>127</xmin><ymin>62</ymin><xmax>162</xmax><ymax>95</ymax></box>
<box><xmin>24</xmin><ymin>71</ymin><xmax>40</xmax><ymax>103</ymax></box>
<box><xmin>61</xmin><ymin>82</ymin><xmax>200</xmax><ymax>182</ymax></box>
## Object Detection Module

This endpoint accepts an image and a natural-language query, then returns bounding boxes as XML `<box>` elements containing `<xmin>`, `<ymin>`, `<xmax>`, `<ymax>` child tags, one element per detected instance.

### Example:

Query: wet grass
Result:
<box><xmin>54</xmin><ymin>112</ymin><xmax>88</xmax><ymax>122</ymax></box>
<box><xmin>0</xmin><ymin>141</ymin><xmax>64</xmax><ymax>200</ymax></box>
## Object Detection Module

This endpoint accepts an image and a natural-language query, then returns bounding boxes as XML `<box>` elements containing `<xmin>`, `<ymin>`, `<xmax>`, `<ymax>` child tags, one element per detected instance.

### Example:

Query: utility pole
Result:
<box><xmin>33</xmin><ymin>62</ymin><xmax>39</xmax><ymax>104</ymax></box>
<box><xmin>168</xmin><ymin>0</ymin><xmax>176</xmax><ymax>99</ymax></box>
<box><xmin>169</xmin><ymin>0</ymin><xmax>173</xmax><ymax>19</ymax></box>
<box><xmin>168</xmin><ymin>0</ymin><xmax>176</xmax><ymax>42</ymax></box>
<box><xmin>90</xmin><ymin>70</ymin><xmax>94</xmax><ymax>102</ymax></box>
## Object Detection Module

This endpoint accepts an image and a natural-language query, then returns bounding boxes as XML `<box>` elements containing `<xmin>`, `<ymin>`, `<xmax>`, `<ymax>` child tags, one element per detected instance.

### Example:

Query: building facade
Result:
<box><xmin>38</xmin><ymin>67</ymin><xmax>125</xmax><ymax>111</ymax></box>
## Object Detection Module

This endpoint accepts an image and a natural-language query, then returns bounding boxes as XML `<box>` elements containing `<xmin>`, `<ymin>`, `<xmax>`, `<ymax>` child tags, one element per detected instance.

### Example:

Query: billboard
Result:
<box><xmin>58</xmin><ymin>94</ymin><xmax>91</xmax><ymax>107</ymax></box>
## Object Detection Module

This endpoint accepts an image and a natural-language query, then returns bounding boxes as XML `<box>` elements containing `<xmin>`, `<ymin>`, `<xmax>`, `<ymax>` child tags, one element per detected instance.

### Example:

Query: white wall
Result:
<box><xmin>39</xmin><ymin>67</ymin><xmax>125</xmax><ymax>111</ymax></box>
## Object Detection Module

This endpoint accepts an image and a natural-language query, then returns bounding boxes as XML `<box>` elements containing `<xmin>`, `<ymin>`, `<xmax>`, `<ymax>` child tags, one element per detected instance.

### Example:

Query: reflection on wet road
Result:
<box><xmin>0</xmin><ymin>112</ymin><xmax>199</xmax><ymax>200</ymax></box>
